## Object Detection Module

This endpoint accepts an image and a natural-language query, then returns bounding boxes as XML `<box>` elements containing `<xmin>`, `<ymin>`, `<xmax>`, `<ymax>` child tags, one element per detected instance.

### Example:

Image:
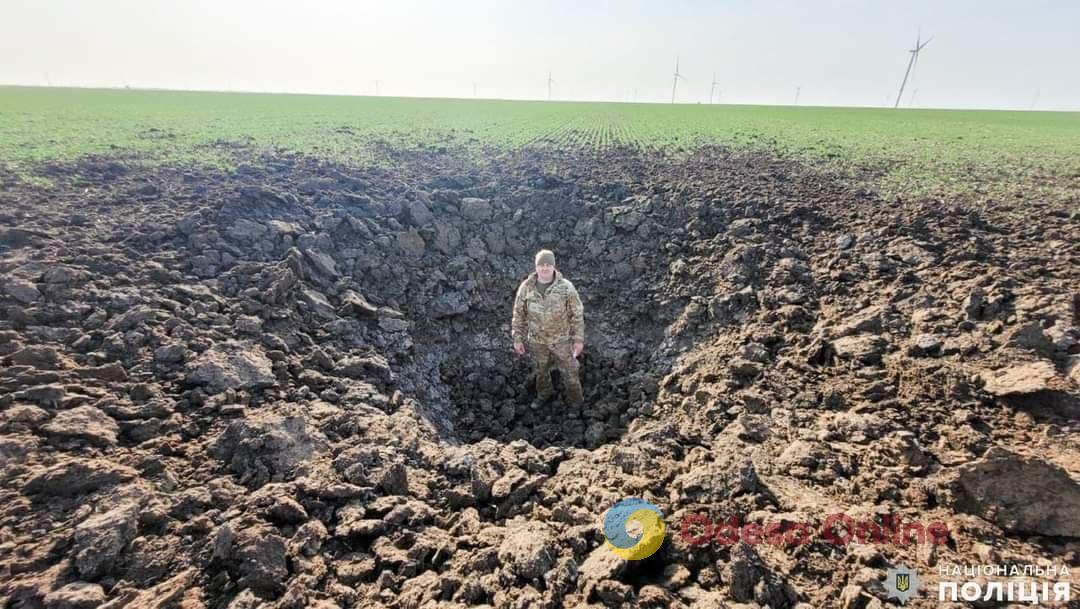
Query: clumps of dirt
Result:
<box><xmin>0</xmin><ymin>143</ymin><xmax>1078</xmax><ymax>608</ymax></box>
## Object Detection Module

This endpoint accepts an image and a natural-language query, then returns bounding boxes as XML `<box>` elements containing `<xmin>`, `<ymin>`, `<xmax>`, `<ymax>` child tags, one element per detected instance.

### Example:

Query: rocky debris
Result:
<box><xmin>405</xmin><ymin>199</ymin><xmax>435</xmax><ymax>226</ymax></box>
<box><xmin>24</xmin><ymin>458</ymin><xmax>138</xmax><ymax>497</ymax></box>
<box><xmin>78</xmin><ymin>362</ymin><xmax>129</xmax><ymax>382</ymax></box>
<box><xmin>578</xmin><ymin>545</ymin><xmax>626</xmax><ymax>584</ymax></box>
<box><xmin>672</xmin><ymin>459</ymin><xmax>769</xmax><ymax>504</ymax></box>
<box><xmin>431</xmin><ymin>290</ymin><xmax>470</xmax><ymax>317</ymax></box>
<box><xmin>335</xmin><ymin>354</ymin><xmax>394</xmax><ymax>385</ymax></box>
<box><xmin>212</xmin><ymin>412</ymin><xmax>329</xmax><ymax>488</ymax></box>
<box><xmin>1068</xmin><ymin>356</ymin><xmax>1080</xmax><ymax>386</ymax></box>
<box><xmin>333</xmin><ymin>445</ymin><xmax>408</xmax><ymax>494</ymax></box>
<box><xmin>950</xmin><ymin>447</ymin><xmax>1080</xmax><ymax>537</ymax></box>
<box><xmin>186</xmin><ymin>341</ymin><xmax>276</xmax><ymax>393</ymax></box>
<box><xmin>40</xmin><ymin>405</ymin><xmax>119</xmax><ymax>446</ymax></box>
<box><xmin>235</xmin><ymin>315</ymin><xmax>263</xmax><ymax>334</ymax></box>
<box><xmin>1001</xmin><ymin>321</ymin><xmax>1056</xmax><ymax>356</ymax></box>
<box><xmin>2</xmin><ymin>144</ymin><xmax>1077</xmax><ymax>609</ymax></box>
<box><xmin>42</xmin><ymin>583</ymin><xmax>106</xmax><ymax>609</ymax></box>
<box><xmin>268</xmin><ymin>495</ymin><xmax>308</xmax><ymax>524</ymax></box>
<box><xmin>229</xmin><ymin>525</ymin><xmax>289</xmax><ymax>596</ymax></box>
<box><xmin>3</xmin><ymin>276</ymin><xmax>41</xmax><ymax>304</ymax></box>
<box><xmin>73</xmin><ymin>502</ymin><xmax>139</xmax><ymax>579</ymax></box>
<box><xmin>107</xmin><ymin>305</ymin><xmax>160</xmax><ymax>332</ymax></box>
<box><xmin>98</xmin><ymin>567</ymin><xmax>197</xmax><ymax>609</ymax></box>
<box><xmin>154</xmin><ymin>342</ymin><xmax>188</xmax><ymax>364</ymax></box>
<box><xmin>831</xmin><ymin>334</ymin><xmax>888</xmax><ymax>364</ymax></box>
<box><xmin>708</xmin><ymin>285</ymin><xmax>758</xmax><ymax>324</ymax></box>
<box><xmin>229</xmin><ymin>218</ymin><xmax>268</xmax><ymax>241</ymax></box>
<box><xmin>908</xmin><ymin>332</ymin><xmax>942</xmax><ymax>356</ymax></box>
<box><xmin>21</xmin><ymin>384</ymin><xmax>67</xmax><ymax>407</ymax></box>
<box><xmin>460</xmin><ymin>197</ymin><xmax>493</xmax><ymax>221</ymax></box>
<box><xmin>0</xmin><ymin>226</ymin><xmax>55</xmax><ymax>248</ymax></box>
<box><xmin>339</xmin><ymin>289</ymin><xmax>378</xmax><ymax>316</ymax></box>
<box><xmin>290</xmin><ymin>519</ymin><xmax>327</xmax><ymax>556</ymax></box>
<box><xmin>303</xmin><ymin>248</ymin><xmax>338</xmax><ymax>278</ymax></box>
<box><xmin>979</xmin><ymin>361</ymin><xmax>1057</xmax><ymax>396</ymax></box>
<box><xmin>610</xmin><ymin>205</ymin><xmax>645</xmax><ymax>230</ymax></box>
<box><xmin>9</xmin><ymin>345</ymin><xmax>75</xmax><ymax>370</ymax></box>
<box><xmin>396</xmin><ymin>228</ymin><xmax>426</xmax><ymax>259</ymax></box>
<box><xmin>43</xmin><ymin>265</ymin><xmax>80</xmax><ymax>285</ymax></box>
<box><xmin>724</xmin><ymin>543</ymin><xmax>798</xmax><ymax>606</ymax></box>
<box><xmin>833</xmin><ymin>304</ymin><xmax>885</xmax><ymax>336</ymax></box>
<box><xmin>300</xmin><ymin>288</ymin><xmax>337</xmax><ymax>319</ymax></box>
<box><xmin>1</xmin><ymin>404</ymin><xmax>51</xmax><ymax>430</ymax></box>
<box><xmin>498</xmin><ymin>522</ymin><xmax>557</xmax><ymax>581</ymax></box>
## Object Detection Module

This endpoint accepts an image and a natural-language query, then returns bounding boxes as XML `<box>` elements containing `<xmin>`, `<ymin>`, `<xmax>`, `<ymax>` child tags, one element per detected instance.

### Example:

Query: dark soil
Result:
<box><xmin>1</xmin><ymin>144</ymin><xmax>1078</xmax><ymax>608</ymax></box>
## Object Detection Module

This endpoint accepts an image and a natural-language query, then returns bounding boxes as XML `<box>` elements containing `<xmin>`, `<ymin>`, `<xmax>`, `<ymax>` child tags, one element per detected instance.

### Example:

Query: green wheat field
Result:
<box><xmin>1</xmin><ymin>86</ymin><xmax>1077</xmax><ymax>203</ymax></box>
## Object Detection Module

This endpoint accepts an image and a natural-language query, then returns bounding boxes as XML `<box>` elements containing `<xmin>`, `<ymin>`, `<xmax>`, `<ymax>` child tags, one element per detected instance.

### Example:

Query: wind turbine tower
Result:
<box><xmin>546</xmin><ymin>69</ymin><xmax>556</xmax><ymax>101</ymax></box>
<box><xmin>894</xmin><ymin>29</ymin><xmax>931</xmax><ymax>108</ymax></box>
<box><xmin>710</xmin><ymin>72</ymin><xmax>721</xmax><ymax>104</ymax></box>
<box><xmin>671</xmin><ymin>56</ymin><xmax>687</xmax><ymax>104</ymax></box>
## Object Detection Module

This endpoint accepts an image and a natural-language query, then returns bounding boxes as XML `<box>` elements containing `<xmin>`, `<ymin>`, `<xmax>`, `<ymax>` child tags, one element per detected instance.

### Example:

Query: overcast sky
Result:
<box><xmin>2</xmin><ymin>0</ymin><xmax>1078</xmax><ymax>110</ymax></box>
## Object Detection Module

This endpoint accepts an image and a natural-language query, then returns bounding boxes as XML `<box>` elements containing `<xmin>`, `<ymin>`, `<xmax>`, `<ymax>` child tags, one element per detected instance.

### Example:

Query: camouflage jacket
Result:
<box><xmin>512</xmin><ymin>271</ymin><xmax>585</xmax><ymax>346</ymax></box>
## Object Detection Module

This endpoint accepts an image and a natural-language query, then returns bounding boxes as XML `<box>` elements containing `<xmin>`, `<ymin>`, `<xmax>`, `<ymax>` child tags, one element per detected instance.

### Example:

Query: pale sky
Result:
<box><xmin>2</xmin><ymin>0</ymin><xmax>1078</xmax><ymax>110</ymax></box>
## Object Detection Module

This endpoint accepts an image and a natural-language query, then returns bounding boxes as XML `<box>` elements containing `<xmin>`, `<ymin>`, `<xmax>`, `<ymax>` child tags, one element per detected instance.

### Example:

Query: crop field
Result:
<box><xmin>2</xmin><ymin>86</ymin><xmax>1078</xmax><ymax>202</ymax></box>
<box><xmin>1</xmin><ymin>84</ymin><xmax>1078</xmax><ymax>608</ymax></box>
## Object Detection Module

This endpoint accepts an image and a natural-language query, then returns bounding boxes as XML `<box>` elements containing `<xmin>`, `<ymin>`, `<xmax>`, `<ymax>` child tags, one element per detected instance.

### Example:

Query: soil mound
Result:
<box><xmin>1</xmin><ymin>146</ymin><xmax>1078</xmax><ymax>607</ymax></box>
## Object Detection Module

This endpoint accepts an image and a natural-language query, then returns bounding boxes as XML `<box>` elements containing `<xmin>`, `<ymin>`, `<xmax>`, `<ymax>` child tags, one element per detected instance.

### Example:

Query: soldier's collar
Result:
<box><xmin>537</xmin><ymin>270</ymin><xmax>560</xmax><ymax>285</ymax></box>
<box><xmin>529</xmin><ymin>270</ymin><xmax>561</xmax><ymax>286</ymax></box>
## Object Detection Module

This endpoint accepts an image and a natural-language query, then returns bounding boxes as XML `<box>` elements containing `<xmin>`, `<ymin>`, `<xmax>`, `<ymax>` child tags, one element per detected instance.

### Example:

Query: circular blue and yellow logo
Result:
<box><xmin>603</xmin><ymin>498</ymin><xmax>666</xmax><ymax>560</ymax></box>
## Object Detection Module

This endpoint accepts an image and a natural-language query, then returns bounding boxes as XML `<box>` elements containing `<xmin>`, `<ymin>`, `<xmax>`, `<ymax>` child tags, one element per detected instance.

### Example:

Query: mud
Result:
<box><xmin>1</xmin><ymin>144</ymin><xmax>1078</xmax><ymax>608</ymax></box>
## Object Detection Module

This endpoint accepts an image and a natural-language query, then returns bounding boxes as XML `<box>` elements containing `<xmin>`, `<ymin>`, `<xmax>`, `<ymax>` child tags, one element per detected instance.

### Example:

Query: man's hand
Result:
<box><xmin>573</xmin><ymin>342</ymin><xmax>584</xmax><ymax>358</ymax></box>
<box><xmin>514</xmin><ymin>342</ymin><xmax>525</xmax><ymax>355</ymax></box>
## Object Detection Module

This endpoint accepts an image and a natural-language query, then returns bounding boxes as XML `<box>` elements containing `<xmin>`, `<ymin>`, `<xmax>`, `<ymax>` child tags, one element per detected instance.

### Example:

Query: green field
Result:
<box><xmin>2</xmin><ymin>86</ymin><xmax>1078</xmax><ymax>203</ymax></box>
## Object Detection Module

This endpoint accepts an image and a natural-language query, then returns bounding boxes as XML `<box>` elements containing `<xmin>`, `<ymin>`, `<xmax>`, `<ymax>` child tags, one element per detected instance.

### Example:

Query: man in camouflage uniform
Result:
<box><xmin>512</xmin><ymin>249</ymin><xmax>585</xmax><ymax>407</ymax></box>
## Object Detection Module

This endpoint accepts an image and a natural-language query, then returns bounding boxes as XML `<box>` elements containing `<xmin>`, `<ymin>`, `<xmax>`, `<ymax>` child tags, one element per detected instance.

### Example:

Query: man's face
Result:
<box><xmin>536</xmin><ymin>263</ymin><xmax>555</xmax><ymax>282</ymax></box>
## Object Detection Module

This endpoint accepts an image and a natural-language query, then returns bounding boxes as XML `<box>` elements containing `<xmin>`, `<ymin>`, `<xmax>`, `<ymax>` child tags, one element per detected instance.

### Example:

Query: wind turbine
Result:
<box><xmin>375</xmin><ymin>80</ymin><xmax>381</xmax><ymax>96</ymax></box>
<box><xmin>671</xmin><ymin>56</ymin><xmax>687</xmax><ymax>104</ymax></box>
<box><xmin>709</xmin><ymin>72</ymin><xmax>721</xmax><ymax>104</ymax></box>
<box><xmin>794</xmin><ymin>85</ymin><xmax>801</xmax><ymax>105</ymax></box>
<box><xmin>894</xmin><ymin>29</ymin><xmax>931</xmax><ymax>108</ymax></box>
<box><xmin>546</xmin><ymin>69</ymin><xmax>556</xmax><ymax>101</ymax></box>
<box><xmin>473</xmin><ymin>82</ymin><xmax>478</xmax><ymax>98</ymax></box>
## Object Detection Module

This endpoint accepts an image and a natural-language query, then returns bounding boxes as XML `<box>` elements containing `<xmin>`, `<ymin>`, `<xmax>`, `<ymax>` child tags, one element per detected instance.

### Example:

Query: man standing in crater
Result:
<box><xmin>512</xmin><ymin>249</ymin><xmax>585</xmax><ymax>408</ymax></box>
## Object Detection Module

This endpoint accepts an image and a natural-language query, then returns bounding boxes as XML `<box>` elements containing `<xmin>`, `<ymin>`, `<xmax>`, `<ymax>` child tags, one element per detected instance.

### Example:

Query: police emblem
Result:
<box><xmin>884</xmin><ymin>565</ymin><xmax>921</xmax><ymax>604</ymax></box>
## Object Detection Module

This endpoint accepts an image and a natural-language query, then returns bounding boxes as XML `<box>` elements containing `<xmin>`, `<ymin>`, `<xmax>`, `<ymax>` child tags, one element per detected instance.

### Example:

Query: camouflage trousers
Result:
<box><xmin>527</xmin><ymin>341</ymin><xmax>583</xmax><ymax>403</ymax></box>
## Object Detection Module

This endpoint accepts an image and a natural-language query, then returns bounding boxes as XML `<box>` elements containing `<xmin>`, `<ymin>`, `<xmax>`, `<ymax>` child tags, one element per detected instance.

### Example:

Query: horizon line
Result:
<box><xmin>1</xmin><ymin>83</ymin><xmax>1076</xmax><ymax>113</ymax></box>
